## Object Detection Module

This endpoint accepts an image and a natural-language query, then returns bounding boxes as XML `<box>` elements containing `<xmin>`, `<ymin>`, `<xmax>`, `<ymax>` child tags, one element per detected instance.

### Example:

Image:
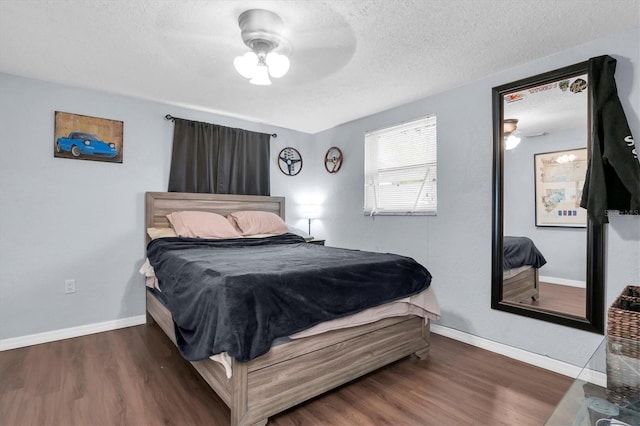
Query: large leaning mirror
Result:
<box><xmin>491</xmin><ymin>61</ymin><xmax>605</xmax><ymax>333</ymax></box>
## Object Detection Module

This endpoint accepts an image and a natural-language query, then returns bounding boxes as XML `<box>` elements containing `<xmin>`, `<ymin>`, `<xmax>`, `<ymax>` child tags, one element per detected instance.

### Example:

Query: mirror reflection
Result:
<box><xmin>492</xmin><ymin>62</ymin><xmax>604</xmax><ymax>333</ymax></box>
<box><xmin>501</xmin><ymin>71</ymin><xmax>589</xmax><ymax>318</ymax></box>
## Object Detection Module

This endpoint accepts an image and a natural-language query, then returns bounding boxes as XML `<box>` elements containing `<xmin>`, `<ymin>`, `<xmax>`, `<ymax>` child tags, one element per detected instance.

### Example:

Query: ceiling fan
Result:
<box><xmin>157</xmin><ymin>3</ymin><xmax>356</xmax><ymax>87</ymax></box>
<box><xmin>233</xmin><ymin>9</ymin><xmax>291</xmax><ymax>85</ymax></box>
<box><xmin>503</xmin><ymin>118</ymin><xmax>521</xmax><ymax>150</ymax></box>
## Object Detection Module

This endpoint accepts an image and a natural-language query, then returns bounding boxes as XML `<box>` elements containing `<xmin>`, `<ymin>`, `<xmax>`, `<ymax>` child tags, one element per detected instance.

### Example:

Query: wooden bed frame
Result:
<box><xmin>144</xmin><ymin>191</ymin><xmax>431</xmax><ymax>426</ymax></box>
<box><xmin>503</xmin><ymin>267</ymin><xmax>539</xmax><ymax>303</ymax></box>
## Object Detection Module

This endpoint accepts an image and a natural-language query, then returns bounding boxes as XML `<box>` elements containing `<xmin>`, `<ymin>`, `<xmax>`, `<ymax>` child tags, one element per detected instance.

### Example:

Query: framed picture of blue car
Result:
<box><xmin>54</xmin><ymin>111</ymin><xmax>123</xmax><ymax>163</ymax></box>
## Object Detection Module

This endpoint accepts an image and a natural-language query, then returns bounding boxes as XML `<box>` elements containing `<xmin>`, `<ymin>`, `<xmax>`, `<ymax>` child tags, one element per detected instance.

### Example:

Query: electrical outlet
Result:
<box><xmin>64</xmin><ymin>279</ymin><xmax>76</xmax><ymax>294</ymax></box>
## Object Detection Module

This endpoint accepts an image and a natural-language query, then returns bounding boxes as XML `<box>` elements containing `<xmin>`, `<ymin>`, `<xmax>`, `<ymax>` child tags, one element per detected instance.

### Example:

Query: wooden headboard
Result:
<box><xmin>145</xmin><ymin>192</ymin><xmax>286</xmax><ymax>235</ymax></box>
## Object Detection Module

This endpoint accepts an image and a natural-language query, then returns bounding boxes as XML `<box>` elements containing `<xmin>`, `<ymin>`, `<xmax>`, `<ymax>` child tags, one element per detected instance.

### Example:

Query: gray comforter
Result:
<box><xmin>147</xmin><ymin>234</ymin><xmax>432</xmax><ymax>362</ymax></box>
<box><xmin>503</xmin><ymin>236</ymin><xmax>547</xmax><ymax>270</ymax></box>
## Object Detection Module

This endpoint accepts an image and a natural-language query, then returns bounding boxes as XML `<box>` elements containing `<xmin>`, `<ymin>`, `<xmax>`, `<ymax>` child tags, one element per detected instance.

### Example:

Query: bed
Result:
<box><xmin>502</xmin><ymin>236</ymin><xmax>547</xmax><ymax>303</ymax></box>
<box><xmin>144</xmin><ymin>191</ymin><xmax>438</xmax><ymax>426</ymax></box>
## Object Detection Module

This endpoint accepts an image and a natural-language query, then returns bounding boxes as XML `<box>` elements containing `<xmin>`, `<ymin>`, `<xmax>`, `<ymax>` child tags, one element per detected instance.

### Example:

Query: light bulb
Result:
<box><xmin>505</xmin><ymin>135</ymin><xmax>521</xmax><ymax>150</ymax></box>
<box><xmin>265</xmin><ymin>52</ymin><xmax>290</xmax><ymax>78</ymax></box>
<box><xmin>234</xmin><ymin>52</ymin><xmax>258</xmax><ymax>79</ymax></box>
<box><xmin>250</xmin><ymin>63</ymin><xmax>272</xmax><ymax>85</ymax></box>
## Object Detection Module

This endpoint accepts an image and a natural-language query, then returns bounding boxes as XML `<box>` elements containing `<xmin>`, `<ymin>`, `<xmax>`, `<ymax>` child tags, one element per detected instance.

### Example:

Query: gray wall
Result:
<box><xmin>309</xmin><ymin>27</ymin><xmax>640</xmax><ymax>366</ymax></box>
<box><xmin>0</xmin><ymin>73</ymin><xmax>312</xmax><ymax>339</ymax></box>
<box><xmin>504</xmin><ymin>128</ymin><xmax>587</xmax><ymax>282</ymax></box>
<box><xmin>1</xmin><ymin>28</ymin><xmax>638</xmax><ymax>367</ymax></box>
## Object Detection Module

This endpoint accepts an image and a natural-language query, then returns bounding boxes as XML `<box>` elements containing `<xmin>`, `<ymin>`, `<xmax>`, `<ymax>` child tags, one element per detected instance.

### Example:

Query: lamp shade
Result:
<box><xmin>299</xmin><ymin>204</ymin><xmax>321</xmax><ymax>219</ymax></box>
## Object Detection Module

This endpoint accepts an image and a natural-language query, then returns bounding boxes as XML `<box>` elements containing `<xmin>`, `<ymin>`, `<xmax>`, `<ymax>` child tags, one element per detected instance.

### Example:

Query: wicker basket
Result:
<box><xmin>606</xmin><ymin>285</ymin><xmax>640</xmax><ymax>405</ymax></box>
<box><xmin>608</xmin><ymin>285</ymin><xmax>640</xmax><ymax>343</ymax></box>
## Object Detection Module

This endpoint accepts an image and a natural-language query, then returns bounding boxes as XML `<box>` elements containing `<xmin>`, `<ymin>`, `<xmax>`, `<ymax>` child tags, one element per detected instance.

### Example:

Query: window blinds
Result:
<box><xmin>364</xmin><ymin>115</ymin><xmax>437</xmax><ymax>215</ymax></box>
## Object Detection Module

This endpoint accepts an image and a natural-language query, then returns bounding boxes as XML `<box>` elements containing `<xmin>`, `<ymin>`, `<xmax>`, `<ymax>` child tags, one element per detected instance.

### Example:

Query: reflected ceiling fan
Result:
<box><xmin>503</xmin><ymin>118</ymin><xmax>521</xmax><ymax>150</ymax></box>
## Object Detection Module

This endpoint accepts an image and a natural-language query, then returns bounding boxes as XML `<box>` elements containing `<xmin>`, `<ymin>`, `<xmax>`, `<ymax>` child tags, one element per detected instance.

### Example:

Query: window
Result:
<box><xmin>364</xmin><ymin>114</ymin><xmax>437</xmax><ymax>215</ymax></box>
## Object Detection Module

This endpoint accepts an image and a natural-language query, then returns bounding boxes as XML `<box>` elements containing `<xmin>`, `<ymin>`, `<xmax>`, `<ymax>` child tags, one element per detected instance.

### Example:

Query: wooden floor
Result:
<box><xmin>0</xmin><ymin>323</ymin><xmax>572</xmax><ymax>426</ymax></box>
<box><xmin>519</xmin><ymin>282</ymin><xmax>586</xmax><ymax>317</ymax></box>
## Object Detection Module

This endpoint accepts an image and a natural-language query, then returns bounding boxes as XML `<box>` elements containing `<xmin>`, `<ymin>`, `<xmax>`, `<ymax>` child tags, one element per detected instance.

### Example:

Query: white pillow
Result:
<box><xmin>147</xmin><ymin>227</ymin><xmax>177</xmax><ymax>240</ymax></box>
<box><xmin>287</xmin><ymin>225</ymin><xmax>314</xmax><ymax>241</ymax></box>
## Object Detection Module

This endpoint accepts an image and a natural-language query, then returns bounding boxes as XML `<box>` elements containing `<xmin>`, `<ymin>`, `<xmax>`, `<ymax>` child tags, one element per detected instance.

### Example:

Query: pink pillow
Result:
<box><xmin>166</xmin><ymin>211</ymin><xmax>241</xmax><ymax>239</ymax></box>
<box><xmin>228</xmin><ymin>211</ymin><xmax>288</xmax><ymax>236</ymax></box>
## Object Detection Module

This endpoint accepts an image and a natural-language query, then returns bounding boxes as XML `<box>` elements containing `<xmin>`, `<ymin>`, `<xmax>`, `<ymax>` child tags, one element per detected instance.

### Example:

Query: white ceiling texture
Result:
<box><xmin>0</xmin><ymin>0</ymin><xmax>638</xmax><ymax>134</ymax></box>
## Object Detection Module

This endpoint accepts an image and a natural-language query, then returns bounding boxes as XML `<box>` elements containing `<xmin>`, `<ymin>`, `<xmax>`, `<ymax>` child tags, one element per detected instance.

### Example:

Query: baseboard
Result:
<box><xmin>0</xmin><ymin>317</ymin><xmax>589</xmax><ymax>380</ymax></box>
<box><xmin>0</xmin><ymin>315</ymin><xmax>147</xmax><ymax>352</ymax></box>
<box><xmin>580</xmin><ymin>368</ymin><xmax>607</xmax><ymax>387</ymax></box>
<box><xmin>430</xmin><ymin>323</ymin><xmax>582</xmax><ymax>378</ymax></box>
<box><xmin>539</xmin><ymin>275</ymin><xmax>586</xmax><ymax>288</ymax></box>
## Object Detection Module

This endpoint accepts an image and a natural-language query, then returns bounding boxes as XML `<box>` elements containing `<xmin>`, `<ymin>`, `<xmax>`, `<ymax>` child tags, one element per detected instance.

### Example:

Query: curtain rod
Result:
<box><xmin>164</xmin><ymin>114</ymin><xmax>277</xmax><ymax>138</ymax></box>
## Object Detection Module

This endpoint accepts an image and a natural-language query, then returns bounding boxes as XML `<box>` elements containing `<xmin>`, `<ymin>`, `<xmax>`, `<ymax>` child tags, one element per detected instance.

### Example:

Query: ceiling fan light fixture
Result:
<box><xmin>505</xmin><ymin>134</ymin><xmax>521</xmax><ymax>150</ymax></box>
<box><xmin>503</xmin><ymin>118</ymin><xmax>520</xmax><ymax>150</ymax></box>
<box><xmin>503</xmin><ymin>118</ymin><xmax>518</xmax><ymax>136</ymax></box>
<box><xmin>265</xmin><ymin>52</ymin><xmax>290</xmax><ymax>78</ymax></box>
<box><xmin>233</xmin><ymin>51</ymin><xmax>259</xmax><ymax>78</ymax></box>
<box><xmin>250</xmin><ymin>62</ymin><xmax>272</xmax><ymax>86</ymax></box>
<box><xmin>234</xmin><ymin>9</ymin><xmax>290</xmax><ymax>84</ymax></box>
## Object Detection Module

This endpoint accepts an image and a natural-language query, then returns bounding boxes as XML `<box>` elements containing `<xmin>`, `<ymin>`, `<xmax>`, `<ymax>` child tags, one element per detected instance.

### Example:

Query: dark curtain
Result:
<box><xmin>168</xmin><ymin>118</ymin><xmax>271</xmax><ymax>195</ymax></box>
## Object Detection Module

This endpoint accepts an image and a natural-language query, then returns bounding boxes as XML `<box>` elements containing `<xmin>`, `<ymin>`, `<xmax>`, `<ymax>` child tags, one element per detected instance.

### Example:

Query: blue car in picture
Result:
<box><xmin>56</xmin><ymin>131</ymin><xmax>118</xmax><ymax>158</ymax></box>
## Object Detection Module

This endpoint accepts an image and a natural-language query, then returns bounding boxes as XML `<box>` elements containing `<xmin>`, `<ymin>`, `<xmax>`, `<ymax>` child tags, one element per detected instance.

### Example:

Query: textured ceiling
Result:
<box><xmin>0</xmin><ymin>0</ymin><xmax>638</xmax><ymax>134</ymax></box>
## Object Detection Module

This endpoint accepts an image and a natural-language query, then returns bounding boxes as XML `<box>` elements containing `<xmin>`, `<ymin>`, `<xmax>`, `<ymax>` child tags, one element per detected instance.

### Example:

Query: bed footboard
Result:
<box><xmin>146</xmin><ymin>290</ymin><xmax>430</xmax><ymax>426</ymax></box>
<box><xmin>503</xmin><ymin>267</ymin><xmax>539</xmax><ymax>303</ymax></box>
<box><xmin>232</xmin><ymin>316</ymin><xmax>429</xmax><ymax>426</ymax></box>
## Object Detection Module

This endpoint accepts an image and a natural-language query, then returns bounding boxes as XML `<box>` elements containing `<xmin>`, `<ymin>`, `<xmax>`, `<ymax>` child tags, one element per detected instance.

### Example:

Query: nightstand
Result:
<box><xmin>308</xmin><ymin>239</ymin><xmax>325</xmax><ymax>246</ymax></box>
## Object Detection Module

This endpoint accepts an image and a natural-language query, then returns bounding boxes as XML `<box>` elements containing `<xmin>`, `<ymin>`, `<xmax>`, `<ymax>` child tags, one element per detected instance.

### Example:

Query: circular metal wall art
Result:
<box><xmin>278</xmin><ymin>147</ymin><xmax>303</xmax><ymax>176</ymax></box>
<box><xmin>324</xmin><ymin>146</ymin><xmax>343</xmax><ymax>173</ymax></box>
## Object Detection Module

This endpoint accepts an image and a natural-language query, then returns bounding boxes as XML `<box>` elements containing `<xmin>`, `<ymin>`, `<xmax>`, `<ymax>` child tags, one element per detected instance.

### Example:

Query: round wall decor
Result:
<box><xmin>324</xmin><ymin>146</ymin><xmax>343</xmax><ymax>173</ymax></box>
<box><xmin>278</xmin><ymin>147</ymin><xmax>303</xmax><ymax>176</ymax></box>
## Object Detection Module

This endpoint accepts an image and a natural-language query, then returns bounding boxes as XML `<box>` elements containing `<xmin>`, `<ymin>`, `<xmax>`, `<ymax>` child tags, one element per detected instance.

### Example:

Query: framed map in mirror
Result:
<box><xmin>534</xmin><ymin>148</ymin><xmax>588</xmax><ymax>227</ymax></box>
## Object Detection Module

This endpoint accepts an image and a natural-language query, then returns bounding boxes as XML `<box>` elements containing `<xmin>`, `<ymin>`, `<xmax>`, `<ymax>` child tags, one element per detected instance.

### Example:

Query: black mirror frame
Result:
<box><xmin>491</xmin><ymin>61</ymin><xmax>605</xmax><ymax>333</ymax></box>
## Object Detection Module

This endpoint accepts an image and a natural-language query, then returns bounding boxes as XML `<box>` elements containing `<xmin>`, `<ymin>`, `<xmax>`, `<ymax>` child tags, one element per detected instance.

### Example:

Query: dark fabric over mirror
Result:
<box><xmin>580</xmin><ymin>55</ymin><xmax>640</xmax><ymax>224</ymax></box>
<box><xmin>168</xmin><ymin>118</ymin><xmax>271</xmax><ymax>195</ymax></box>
